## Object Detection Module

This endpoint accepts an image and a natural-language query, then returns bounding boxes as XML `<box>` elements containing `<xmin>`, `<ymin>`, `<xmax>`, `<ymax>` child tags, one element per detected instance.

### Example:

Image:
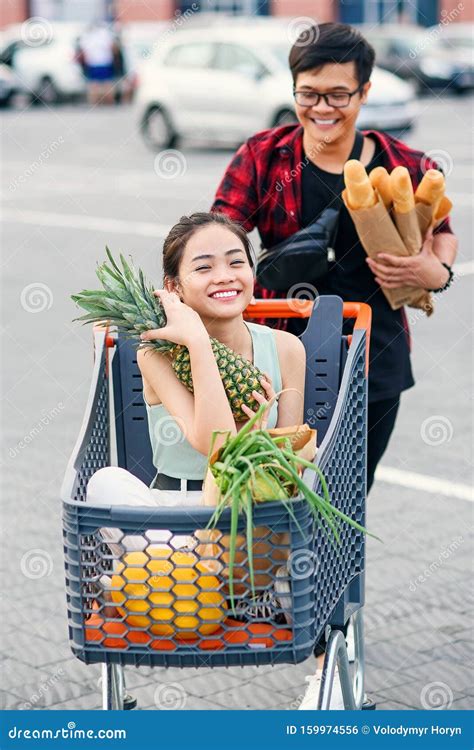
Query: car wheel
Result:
<box><xmin>141</xmin><ymin>106</ymin><xmax>178</xmax><ymax>150</ymax></box>
<box><xmin>34</xmin><ymin>76</ymin><xmax>60</xmax><ymax>105</ymax></box>
<box><xmin>0</xmin><ymin>93</ymin><xmax>13</xmax><ymax>108</ymax></box>
<box><xmin>273</xmin><ymin>108</ymin><xmax>297</xmax><ymax>127</ymax></box>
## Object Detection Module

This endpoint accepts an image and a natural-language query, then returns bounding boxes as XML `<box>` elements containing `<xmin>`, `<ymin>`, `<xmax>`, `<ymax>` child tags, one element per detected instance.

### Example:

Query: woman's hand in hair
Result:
<box><xmin>140</xmin><ymin>289</ymin><xmax>208</xmax><ymax>348</ymax></box>
<box><xmin>239</xmin><ymin>374</ymin><xmax>276</xmax><ymax>430</ymax></box>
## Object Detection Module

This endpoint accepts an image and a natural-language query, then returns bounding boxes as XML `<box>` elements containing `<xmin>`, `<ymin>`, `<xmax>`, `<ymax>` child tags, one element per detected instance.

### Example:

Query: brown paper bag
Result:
<box><xmin>415</xmin><ymin>199</ymin><xmax>435</xmax><ymax>237</ymax></box>
<box><xmin>393</xmin><ymin>208</ymin><xmax>422</xmax><ymax>256</ymax></box>
<box><xmin>391</xmin><ymin>208</ymin><xmax>434</xmax><ymax>312</ymax></box>
<box><xmin>343</xmin><ymin>189</ymin><xmax>416</xmax><ymax>310</ymax></box>
<box><xmin>196</xmin><ymin>424</ymin><xmax>317</xmax><ymax>593</ymax></box>
<box><xmin>342</xmin><ymin>189</ymin><xmax>433</xmax><ymax>316</ymax></box>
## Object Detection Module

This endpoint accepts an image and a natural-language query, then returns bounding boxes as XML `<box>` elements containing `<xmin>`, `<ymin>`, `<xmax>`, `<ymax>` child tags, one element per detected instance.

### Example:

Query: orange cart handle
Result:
<box><xmin>244</xmin><ymin>299</ymin><xmax>371</xmax><ymax>376</ymax></box>
<box><xmin>95</xmin><ymin>300</ymin><xmax>372</xmax><ymax>375</ymax></box>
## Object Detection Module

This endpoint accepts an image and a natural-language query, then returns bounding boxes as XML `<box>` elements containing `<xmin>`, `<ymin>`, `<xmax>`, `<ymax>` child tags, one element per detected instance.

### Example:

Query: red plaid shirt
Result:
<box><xmin>211</xmin><ymin>125</ymin><xmax>453</xmax><ymax>331</ymax></box>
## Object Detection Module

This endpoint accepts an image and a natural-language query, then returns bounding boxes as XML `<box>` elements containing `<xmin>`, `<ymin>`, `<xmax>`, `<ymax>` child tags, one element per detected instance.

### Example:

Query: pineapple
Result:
<box><xmin>71</xmin><ymin>248</ymin><xmax>265</xmax><ymax>421</ymax></box>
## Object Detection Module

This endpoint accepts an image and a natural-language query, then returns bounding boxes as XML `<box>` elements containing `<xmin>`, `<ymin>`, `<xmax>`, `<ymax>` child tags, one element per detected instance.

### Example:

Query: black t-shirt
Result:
<box><xmin>299</xmin><ymin>139</ymin><xmax>415</xmax><ymax>403</ymax></box>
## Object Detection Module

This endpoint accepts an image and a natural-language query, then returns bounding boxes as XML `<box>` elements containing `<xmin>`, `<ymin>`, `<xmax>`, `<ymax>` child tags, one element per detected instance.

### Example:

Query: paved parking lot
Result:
<box><xmin>1</xmin><ymin>93</ymin><xmax>472</xmax><ymax>710</ymax></box>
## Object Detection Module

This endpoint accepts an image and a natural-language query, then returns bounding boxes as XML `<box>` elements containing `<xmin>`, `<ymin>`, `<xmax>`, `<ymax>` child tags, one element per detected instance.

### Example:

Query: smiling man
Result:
<box><xmin>212</xmin><ymin>21</ymin><xmax>457</xmax><ymax>495</ymax></box>
<box><xmin>211</xmin><ymin>21</ymin><xmax>458</xmax><ymax>707</ymax></box>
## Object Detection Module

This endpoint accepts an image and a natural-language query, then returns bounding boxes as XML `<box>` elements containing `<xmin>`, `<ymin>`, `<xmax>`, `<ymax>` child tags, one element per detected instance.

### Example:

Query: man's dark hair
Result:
<box><xmin>289</xmin><ymin>22</ymin><xmax>375</xmax><ymax>86</ymax></box>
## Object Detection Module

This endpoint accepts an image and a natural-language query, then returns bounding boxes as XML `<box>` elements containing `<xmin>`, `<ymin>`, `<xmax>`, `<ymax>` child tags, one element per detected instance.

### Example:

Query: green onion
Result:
<box><xmin>205</xmin><ymin>403</ymin><xmax>381</xmax><ymax>614</ymax></box>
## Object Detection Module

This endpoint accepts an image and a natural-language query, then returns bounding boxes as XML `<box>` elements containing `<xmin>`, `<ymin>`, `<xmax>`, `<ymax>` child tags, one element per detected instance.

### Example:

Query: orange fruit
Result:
<box><xmin>110</xmin><ymin>547</ymin><xmax>226</xmax><ymax>639</ymax></box>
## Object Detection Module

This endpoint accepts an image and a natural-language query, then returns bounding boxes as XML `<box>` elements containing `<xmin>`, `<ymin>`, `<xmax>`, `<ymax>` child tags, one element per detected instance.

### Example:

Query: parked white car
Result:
<box><xmin>118</xmin><ymin>21</ymin><xmax>170</xmax><ymax>102</ymax></box>
<box><xmin>0</xmin><ymin>22</ymin><xmax>86</xmax><ymax>104</ymax></box>
<box><xmin>0</xmin><ymin>62</ymin><xmax>21</xmax><ymax>106</ymax></box>
<box><xmin>135</xmin><ymin>25</ymin><xmax>418</xmax><ymax>149</ymax></box>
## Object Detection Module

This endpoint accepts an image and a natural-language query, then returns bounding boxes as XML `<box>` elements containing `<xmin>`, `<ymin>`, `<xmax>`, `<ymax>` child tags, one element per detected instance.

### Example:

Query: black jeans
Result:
<box><xmin>366</xmin><ymin>395</ymin><xmax>400</xmax><ymax>493</ymax></box>
<box><xmin>314</xmin><ymin>394</ymin><xmax>401</xmax><ymax>656</ymax></box>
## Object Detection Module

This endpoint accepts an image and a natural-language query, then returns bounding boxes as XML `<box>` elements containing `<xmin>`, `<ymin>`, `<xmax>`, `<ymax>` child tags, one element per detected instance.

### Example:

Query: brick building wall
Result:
<box><xmin>1</xmin><ymin>0</ymin><xmax>472</xmax><ymax>28</ymax></box>
<box><xmin>1</xmin><ymin>0</ymin><xmax>29</xmax><ymax>27</ymax></box>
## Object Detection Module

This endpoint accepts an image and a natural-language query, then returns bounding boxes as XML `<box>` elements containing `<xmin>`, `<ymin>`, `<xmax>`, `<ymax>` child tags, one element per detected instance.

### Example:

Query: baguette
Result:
<box><xmin>369</xmin><ymin>166</ymin><xmax>392</xmax><ymax>208</ymax></box>
<box><xmin>415</xmin><ymin>168</ymin><xmax>445</xmax><ymax>206</ymax></box>
<box><xmin>434</xmin><ymin>195</ymin><xmax>452</xmax><ymax>224</ymax></box>
<box><xmin>390</xmin><ymin>166</ymin><xmax>415</xmax><ymax>214</ymax></box>
<box><xmin>344</xmin><ymin>160</ymin><xmax>377</xmax><ymax>209</ymax></box>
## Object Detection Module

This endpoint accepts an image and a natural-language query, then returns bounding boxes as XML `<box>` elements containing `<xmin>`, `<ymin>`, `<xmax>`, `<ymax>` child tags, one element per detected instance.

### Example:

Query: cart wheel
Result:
<box><xmin>362</xmin><ymin>695</ymin><xmax>377</xmax><ymax>710</ymax></box>
<box><xmin>123</xmin><ymin>693</ymin><xmax>137</xmax><ymax>710</ymax></box>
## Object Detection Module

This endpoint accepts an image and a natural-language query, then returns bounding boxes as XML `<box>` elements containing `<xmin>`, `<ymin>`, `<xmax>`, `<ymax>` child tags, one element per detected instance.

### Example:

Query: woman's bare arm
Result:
<box><xmin>138</xmin><ymin>338</ymin><xmax>237</xmax><ymax>456</ymax></box>
<box><xmin>274</xmin><ymin>330</ymin><xmax>306</xmax><ymax>427</ymax></box>
<box><xmin>137</xmin><ymin>290</ymin><xmax>237</xmax><ymax>455</ymax></box>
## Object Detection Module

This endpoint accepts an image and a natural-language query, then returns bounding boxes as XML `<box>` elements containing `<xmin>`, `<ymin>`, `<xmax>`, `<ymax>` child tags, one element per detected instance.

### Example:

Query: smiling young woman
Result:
<box><xmin>137</xmin><ymin>212</ymin><xmax>306</xmax><ymax>475</ymax></box>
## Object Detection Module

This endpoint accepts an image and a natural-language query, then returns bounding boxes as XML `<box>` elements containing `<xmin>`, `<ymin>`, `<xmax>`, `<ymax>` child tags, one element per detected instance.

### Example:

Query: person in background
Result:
<box><xmin>79</xmin><ymin>22</ymin><xmax>117</xmax><ymax>106</ymax></box>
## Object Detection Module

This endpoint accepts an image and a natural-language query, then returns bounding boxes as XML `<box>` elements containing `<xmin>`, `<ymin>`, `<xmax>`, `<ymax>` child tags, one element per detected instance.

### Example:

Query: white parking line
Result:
<box><xmin>376</xmin><ymin>466</ymin><xmax>473</xmax><ymax>502</ymax></box>
<box><xmin>3</xmin><ymin>209</ymin><xmax>169</xmax><ymax>238</ymax></box>
<box><xmin>456</xmin><ymin>260</ymin><xmax>474</xmax><ymax>277</ymax></box>
<box><xmin>5</xmin><ymin>209</ymin><xmax>474</xmax><ymax>277</ymax></box>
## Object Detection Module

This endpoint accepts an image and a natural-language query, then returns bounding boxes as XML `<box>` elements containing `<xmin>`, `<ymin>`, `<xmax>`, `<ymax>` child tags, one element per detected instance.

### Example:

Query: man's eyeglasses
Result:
<box><xmin>293</xmin><ymin>85</ymin><xmax>363</xmax><ymax>108</ymax></box>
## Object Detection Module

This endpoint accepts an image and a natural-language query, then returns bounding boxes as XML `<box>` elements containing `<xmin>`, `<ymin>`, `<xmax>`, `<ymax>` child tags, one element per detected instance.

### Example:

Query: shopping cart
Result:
<box><xmin>61</xmin><ymin>295</ymin><xmax>372</xmax><ymax>710</ymax></box>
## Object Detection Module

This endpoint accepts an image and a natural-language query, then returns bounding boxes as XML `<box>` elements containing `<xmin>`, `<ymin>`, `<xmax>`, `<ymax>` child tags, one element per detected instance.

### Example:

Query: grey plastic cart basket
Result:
<box><xmin>61</xmin><ymin>295</ymin><xmax>372</xmax><ymax>710</ymax></box>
